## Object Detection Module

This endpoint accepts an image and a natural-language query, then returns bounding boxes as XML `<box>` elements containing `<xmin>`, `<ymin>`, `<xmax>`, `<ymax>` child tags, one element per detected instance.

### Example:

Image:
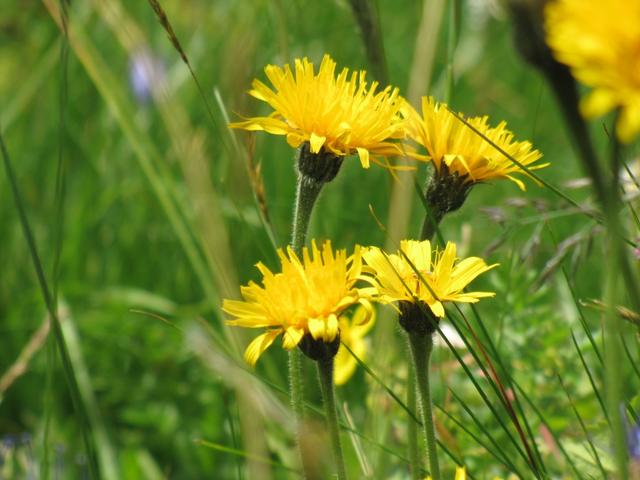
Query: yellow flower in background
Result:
<box><xmin>404</xmin><ymin>97</ymin><xmax>546</xmax><ymax>190</ymax></box>
<box><xmin>229</xmin><ymin>54</ymin><xmax>406</xmax><ymax>168</ymax></box>
<box><xmin>425</xmin><ymin>466</ymin><xmax>468</xmax><ymax>480</ymax></box>
<box><xmin>334</xmin><ymin>305</ymin><xmax>376</xmax><ymax>386</ymax></box>
<box><xmin>362</xmin><ymin>239</ymin><xmax>497</xmax><ymax>318</ymax></box>
<box><xmin>223</xmin><ymin>240</ymin><xmax>372</xmax><ymax>366</ymax></box>
<box><xmin>545</xmin><ymin>0</ymin><xmax>640</xmax><ymax>143</ymax></box>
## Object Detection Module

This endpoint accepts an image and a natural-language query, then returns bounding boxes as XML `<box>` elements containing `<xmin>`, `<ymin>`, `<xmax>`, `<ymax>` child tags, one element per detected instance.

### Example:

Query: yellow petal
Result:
<box><xmin>356</xmin><ymin>147</ymin><xmax>370</xmax><ymax>168</ymax></box>
<box><xmin>429</xmin><ymin>300</ymin><xmax>445</xmax><ymax>318</ymax></box>
<box><xmin>244</xmin><ymin>330</ymin><xmax>282</xmax><ymax>367</ymax></box>
<box><xmin>580</xmin><ymin>88</ymin><xmax>617</xmax><ymax>119</ymax></box>
<box><xmin>308</xmin><ymin>318</ymin><xmax>325</xmax><ymax>340</ymax></box>
<box><xmin>334</xmin><ymin>345</ymin><xmax>357</xmax><ymax>386</ymax></box>
<box><xmin>455</xmin><ymin>466</ymin><xmax>467</xmax><ymax>480</ymax></box>
<box><xmin>310</xmin><ymin>133</ymin><xmax>326</xmax><ymax>153</ymax></box>
<box><xmin>283</xmin><ymin>327</ymin><xmax>304</xmax><ymax>349</ymax></box>
<box><xmin>326</xmin><ymin>314</ymin><xmax>339</xmax><ymax>341</ymax></box>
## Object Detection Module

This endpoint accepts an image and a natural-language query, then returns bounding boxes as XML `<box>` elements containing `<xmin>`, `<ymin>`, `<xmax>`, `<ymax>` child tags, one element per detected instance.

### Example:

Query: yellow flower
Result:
<box><xmin>404</xmin><ymin>97</ymin><xmax>546</xmax><ymax>190</ymax></box>
<box><xmin>362</xmin><ymin>239</ymin><xmax>497</xmax><ymax>318</ymax></box>
<box><xmin>229</xmin><ymin>54</ymin><xmax>405</xmax><ymax>168</ymax></box>
<box><xmin>223</xmin><ymin>240</ymin><xmax>372</xmax><ymax>366</ymax></box>
<box><xmin>545</xmin><ymin>0</ymin><xmax>640</xmax><ymax>143</ymax></box>
<box><xmin>425</xmin><ymin>466</ymin><xmax>467</xmax><ymax>480</ymax></box>
<box><xmin>334</xmin><ymin>305</ymin><xmax>376</xmax><ymax>386</ymax></box>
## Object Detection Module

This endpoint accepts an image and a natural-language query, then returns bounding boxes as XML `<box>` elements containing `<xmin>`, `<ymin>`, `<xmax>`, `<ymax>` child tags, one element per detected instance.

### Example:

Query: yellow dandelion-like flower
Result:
<box><xmin>545</xmin><ymin>0</ymin><xmax>640</xmax><ymax>143</ymax></box>
<box><xmin>362</xmin><ymin>239</ymin><xmax>497</xmax><ymax>318</ymax></box>
<box><xmin>334</xmin><ymin>304</ymin><xmax>376</xmax><ymax>386</ymax></box>
<box><xmin>230</xmin><ymin>54</ymin><xmax>406</xmax><ymax>169</ymax></box>
<box><xmin>404</xmin><ymin>97</ymin><xmax>546</xmax><ymax>190</ymax></box>
<box><xmin>222</xmin><ymin>240</ymin><xmax>372</xmax><ymax>366</ymax></box>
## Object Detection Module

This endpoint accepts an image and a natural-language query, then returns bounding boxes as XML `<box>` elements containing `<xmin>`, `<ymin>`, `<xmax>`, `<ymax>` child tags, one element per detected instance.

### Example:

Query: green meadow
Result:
<box><xmin>1</xmin><ymin>1</ymin><xmax>638</xmax><ymax>478</ymax></box>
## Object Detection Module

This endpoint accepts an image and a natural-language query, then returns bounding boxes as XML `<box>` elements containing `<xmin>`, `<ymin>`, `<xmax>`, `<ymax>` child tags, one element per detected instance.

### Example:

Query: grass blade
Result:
<box><xmin>0</xmin><ymin>130</ymin><xmax>99</xmax><ymax>477</ymax></box>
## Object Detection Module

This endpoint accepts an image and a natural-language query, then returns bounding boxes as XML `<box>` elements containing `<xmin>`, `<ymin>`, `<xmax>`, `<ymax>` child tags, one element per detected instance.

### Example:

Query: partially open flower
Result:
<box><xmin>223</xmin><ymin>240</ymin><xmax>372</xmax><ymax>366</ymax></box>
<box><xmin>229</xmin><ymin>54</ymin><xmax>406</xmax><ymax>169</ymax></box>
<box><xmin>404</xmin><ymin>97</ymin><xmax>546</xmax><ymax>192</ymax></box>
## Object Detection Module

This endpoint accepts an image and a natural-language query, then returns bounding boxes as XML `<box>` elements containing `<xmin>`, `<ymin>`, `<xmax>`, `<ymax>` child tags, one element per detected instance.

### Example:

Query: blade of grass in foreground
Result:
<box><xmin>544</xmin><ymin>223</ymin><xmax>603</xmax><ymax>364</ymax></box>
<box><xmin>195</xmin><ymin>439</ymin><xmax>300</xmax><ymax>473</ymax></box>
<box><xmin>556</xmin><ymin>372</ymin><xmax>608</xmax><ymax>477</ymax></box>
<box><xmin>439</xmin><ymin>392</ymin><xmax>516</xmax><ymax>472</ymax></box>
<box><xmin>40</xmin><ymin>0</ymin><xmax>233</xmax><ymax>355</ymax></box>
<box><xmin>570</xmin><ymin>331</ymin><xmax>609</xmax><ymax>425</ymax></box>
<box><xmin>453</xmin><ymin>304</ymin><xmax>547</xmax><ymax>476</ymax></box>
<box><xmin>512</xmin><ymin>380</ymin><xmax>585</xmax><ymax>479</ymax></box>
<box><xmin>0</xmin><ymin>131</ymin><xmax>99</xmax><ymax>477</ymax></box>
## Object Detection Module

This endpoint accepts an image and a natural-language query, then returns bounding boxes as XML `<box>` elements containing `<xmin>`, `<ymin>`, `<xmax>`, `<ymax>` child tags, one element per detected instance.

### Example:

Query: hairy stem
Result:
<box><xmin>407</xmin><ymin>361</ymin><xmax>421</xmax><ymax>480</ymax></box>
<box><xmin>289</xmin><ymin>160</ymin><xmax>325</xmax><ymax>477</ymax></box>
<box><xmin>317</xmin><ymin>358</ymin><xmax>348</xmax><ymax>480</ymax></box>
<box><xmin>408</xmin><ymin>332</ymin><xmax>440</xmax><ymax>480</ymax></box>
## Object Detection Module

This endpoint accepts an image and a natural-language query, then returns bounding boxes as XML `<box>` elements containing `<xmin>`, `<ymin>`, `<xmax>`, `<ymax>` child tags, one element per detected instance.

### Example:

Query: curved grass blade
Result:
<box><xmin>512</xmin><ymin>380</ymin><xmax>585</xmax><ymax>479</ymax></box>
<box><xmin>195</xmin><ymin>439</ymin><xmax>299</xmax><ymax>473</ymax></box>
<box><xmin>556</xmin><ymin>373</ymin><xmax>607</xmax><ymax>477</ymax></box>
<box><xmin>0</xmin><ymin>131</ymin><xmax>99</xmax><ymax>477</ymax></box>
<box><xmin>445</xmin><ymin>390</ymin><xmax>525</xmax><ymax>477</ymax></box>
<box><xmin>570</xmin><ymin>331</ymin><xmax>609</xmax><ymax>425</ymax></box>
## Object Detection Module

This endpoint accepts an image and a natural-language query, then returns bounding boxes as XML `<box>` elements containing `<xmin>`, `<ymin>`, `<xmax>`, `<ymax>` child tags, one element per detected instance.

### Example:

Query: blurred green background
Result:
<box><xmin>1</xmin><ymin>0</ymin><xmax>636</xmax><ymax>478</ymax></box>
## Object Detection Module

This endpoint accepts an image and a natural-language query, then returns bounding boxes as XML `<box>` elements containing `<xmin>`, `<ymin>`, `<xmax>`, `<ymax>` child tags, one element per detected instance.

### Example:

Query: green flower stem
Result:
<box><xmin>420</xmin><ymin>208</ymin><xmax>444</xmax><ymax>242</ymax></box>
<box><xmin>291</xmin><ymin>176</ymin><xmax>323</xmax><ymax>256</ymax></box>
<box><xmin>290</xmin><ymin>165</ymin><xmax>325</xmax><ymax>478</ymax></box>
<box><xmin>317</xmin><ymin>357</ymin><xmax>348</xmax><ymax>480</ymax></box>
<box><xmin>408</xmin><ymin>332</ymin><xmax>441</xmax><ymax>480</ymax></box>
<box><xmin>407</xmin><ymin>362</ymin><xmax>421</xmax><ymax>480</ymax></box>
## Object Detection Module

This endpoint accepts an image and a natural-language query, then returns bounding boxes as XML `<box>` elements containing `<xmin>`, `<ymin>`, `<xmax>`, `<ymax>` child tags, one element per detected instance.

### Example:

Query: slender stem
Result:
<box><xmin>407</xmin><ymin>361</ymin><xmax>421</xmax><ymax>480</ymax></box>
<box><xmin>420</xmin><ymin>208</ymin><xmax>443</xmax><ymax>243</ymax></box>
<box><xmin>317</xmin><ymin>358</ymin><xmax>347</xmax><ymax>480</ymax></box>
<box><xmin>408</xmin><ymin>332</ymin><xmax>440</xmax><ymax>480</ymax></box>
<box><xmin>291</xmin><ymin>176</ymin><xmax>323</xmax><ymax>256</ymax></box>
<box><xmin>290</xmin><ymin>168</ymin><xmax>325</xmax><ymax>478</ymax></box>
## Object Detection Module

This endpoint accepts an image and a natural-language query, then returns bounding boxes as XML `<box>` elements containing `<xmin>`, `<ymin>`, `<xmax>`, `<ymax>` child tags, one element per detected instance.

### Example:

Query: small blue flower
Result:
<box><xmin>629</xmin><ymin>423</ymin><xmax>640</xmax><ymax>460</ymax></box>
<box><xmin>128</xmin><ymin>49</ymin><xmax>165</xmax><ymax>103</ymax></box>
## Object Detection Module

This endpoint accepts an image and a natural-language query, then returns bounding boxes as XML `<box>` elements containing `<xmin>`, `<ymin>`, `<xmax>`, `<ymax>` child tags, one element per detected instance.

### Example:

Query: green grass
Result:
<box><xmin>1</xmin><ymin>0</ymin><xmax>638</xmax><ymax>478</ymax></box>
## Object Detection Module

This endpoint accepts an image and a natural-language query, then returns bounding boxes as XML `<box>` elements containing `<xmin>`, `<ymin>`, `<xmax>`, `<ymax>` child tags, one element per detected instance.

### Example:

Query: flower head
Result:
<box><xmin>362</xmin><ymin>239</ymin><xmax>497</xmax><ymax>318</ymax></box>
<box><xmin>230</xmin><ymin>54</ymin><xmax>406</xmax><ymax>169</ymax></box>
<box><xmin>545</xmin><ymin>0</ymin><xmax>640</xmax><ymax>143</ymax></box>
<box><xmin>334</xmin><ymin>305</ymin><xmax>376</xmax><ymax>386</ymax></box>
<box><xmin>404</xmin><ymin>97</ymin><xmax>546</xmax><ymax>190</ymax></box>
<box><xmin>223</xmin><ymin>240</ymin><xmax>372</xmax><ymax>366</ymax></box>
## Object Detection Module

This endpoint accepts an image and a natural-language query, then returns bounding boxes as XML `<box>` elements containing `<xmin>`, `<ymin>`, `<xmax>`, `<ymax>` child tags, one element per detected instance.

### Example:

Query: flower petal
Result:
<box><xmin>310</xmin><ymin>133</ymin><xmax>326</xmax><ymax>153</ymax></box>
<box><xmin>244</xmin><ymin>329</ymin><xmax>282</xmax><ymax>367</ymax></box>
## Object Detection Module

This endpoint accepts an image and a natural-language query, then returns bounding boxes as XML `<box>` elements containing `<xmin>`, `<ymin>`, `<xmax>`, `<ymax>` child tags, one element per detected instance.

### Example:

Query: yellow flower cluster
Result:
<box><xmin>223</xmin><ymin>239</ymin><xmax>495</xmax><ymax>369</ymax></box>
<box><xmin>231</xmin><ymin>54</ymin><xmax>546</xmax><ymax>185</ymax></box>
